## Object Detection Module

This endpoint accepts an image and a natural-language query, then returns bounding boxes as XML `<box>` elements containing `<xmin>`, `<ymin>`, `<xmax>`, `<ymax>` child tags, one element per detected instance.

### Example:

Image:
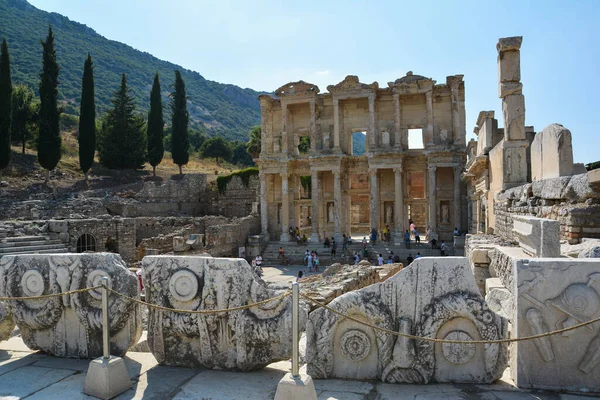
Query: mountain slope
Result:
<box><xmin>0</xmin><ymin>0</ymin><xmax>262</xmax><ymax>140</ymax></box>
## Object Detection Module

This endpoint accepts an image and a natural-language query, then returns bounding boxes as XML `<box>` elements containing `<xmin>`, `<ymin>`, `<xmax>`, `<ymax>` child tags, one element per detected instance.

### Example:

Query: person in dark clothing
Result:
<box><xmin>406</xmin><ymin>254</ymin><xmax>414</xmax><ymax>264</ymax></box>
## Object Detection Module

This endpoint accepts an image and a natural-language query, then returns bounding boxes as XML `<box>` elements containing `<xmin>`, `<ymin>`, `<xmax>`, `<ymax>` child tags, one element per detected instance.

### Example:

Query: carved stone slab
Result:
<box><xmin>306</xmin><ymin>257</ymin><xmax>508</xmax><ymax>383</ymax></box>
<box><xmin>143</xmin><ymin>255</ymin><xmax>304</xmax><ymax>371</ymax></box>
<box><xmin>512</xmin><ymin>216</ymin><xmax>560</xmax><ymax>258</ymax></box>
<box><xmin>513</xmin><ymin>258</ymin><xmax>600</xmax><ymax>392</ymax></box>
<box><xmin>0</xmin><ymin>253</ymin><xmax>141</xmax><ymax>358</ymax></box>
<box><xmin>0</xmin><ymin>301</ymin><xmax>15</xmax><ymax>341</ymax></box>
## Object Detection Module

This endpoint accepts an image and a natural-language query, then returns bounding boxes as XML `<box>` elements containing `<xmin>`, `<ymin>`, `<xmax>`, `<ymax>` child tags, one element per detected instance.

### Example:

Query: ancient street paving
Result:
<box><xmin>1</xmin><ymin>340</ymin><xmax>598</xmax><ymax>399</ymax></box>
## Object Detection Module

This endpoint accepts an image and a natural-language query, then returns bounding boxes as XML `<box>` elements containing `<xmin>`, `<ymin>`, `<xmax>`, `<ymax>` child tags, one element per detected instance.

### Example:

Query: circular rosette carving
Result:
<box><xmin>442</xmin><ymin>331</ymin><xmax>476</xmax><ymax>364</ymax></box>
<box><xmin>340</xmin><ymin>329</ymin><xmax>371</xmax><ymax>361</ymax></box>
<box><xmin>169</xmin><ymin>270</ymin><xmax>199</xmax><ymax>302</ymax></box>
<box><xmin>86</xmin><ymin>269</ymin><xmax>112</xmax><ymax>300</ymax></box>
<box><xmin>21</xmin><ymin>270</ymin><xmax>45</xmax><ymax>297</ymax></box>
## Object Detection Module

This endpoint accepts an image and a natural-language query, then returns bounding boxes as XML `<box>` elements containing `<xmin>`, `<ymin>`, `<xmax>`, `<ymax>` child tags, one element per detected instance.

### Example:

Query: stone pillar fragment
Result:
<box><xmin>281</xmin><ymin>103</ymin><xmax>288</xmax><ymax>154</ymax></box>
<box><xmin>393</xmin><ymin>167</ymin><xmax>404</xmax><ymax>242</ymax></box>
<box><xmin>428</xmin><ymin>166</ymin><xmax>437</xmax><ymax>233</ymax></box>
<box><xmin>280</xmin><ymin>173</ymin><xmax>290</xmax><ymax>242</ymax></box>
<box><xmin>259</xmin><ymin>172</ymin><xmax>268</xmax><ymax>235</ymax></box>
<box><xmin>310</xmin><ymin>100</ymin><xmax>317</xmax><ymax>153</ymax></box>
<box><xmin>333</xmin><ymin>98</ymin><xmax>340</xmax><ymax>152</ymax></box>
<box><xmin>425</xmin><ymin>90</ymin><xmax>434</xmax><ymax>146</ymax></box>
<box><xmin>369</xmin><ymin>169</ymin><xmax>379</xmax><ymax>231</ymax></box>
<box><xmin>454</xmin><ymin>166</ymin><xmax>462</xmax><ymax>231</ymax></box>
<box><xmin>310</xmin><ymin>170</ymin><xmax>320</xmax><ymax>242</ymax></box>
<box><xmin>333</xmin><ymin>171</ymin><xmax>342</xmax><ymax>242</ymax></box>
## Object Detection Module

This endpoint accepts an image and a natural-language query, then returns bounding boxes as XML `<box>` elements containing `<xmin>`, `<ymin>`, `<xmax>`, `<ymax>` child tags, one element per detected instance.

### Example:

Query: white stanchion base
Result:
<box><xmin>83</xmin><ymin>356</ymin><xmax>132</xmax><ymax>400</ymax></box>
<box><xmin>274</xmin><ymin>372</ymin><xmax>318</xmax><ymax>400</ymax></box>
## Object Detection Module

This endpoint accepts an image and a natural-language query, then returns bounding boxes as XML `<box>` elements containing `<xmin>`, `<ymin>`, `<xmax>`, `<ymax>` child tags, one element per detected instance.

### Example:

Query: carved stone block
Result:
<box><xmin>497</xmin><ymin>49</ymin><xmax>521</xmax><ymax>84</ymax></box>
<box><xmin>143</xmin><ymin>255</ymin><xmax>304</xmax><ymax>371</ymax></box>
<box><xmin>0</xmin><ymin>301</ymin><xmax>15</xmax><ymax>341</ymax></box>
<box><xmin>0</xmin><ymin>253</ymin><xmax>141</xmax><ymax>358</ymax></box>
<box><xmin>513</xmin><ymin>258</ymin><xmax>600</xmax><ymax>392</ymax></box>
<box><xmin>531</xmin><ymin>124</ymin><xmax>574</xmax><ymax>181</ymax></box>
<box><xmin>512</xmin><ymin>216</ymin><xmax>560</xmax><ymax>258</ymax></box>
<box><xmin>306</xmin><ymin>257</ymin><xmax>508</xmax><ymax>383</ymax></box>
<box><xmin>502</xmin><ymin>94</ymin><xmax>526</xmax><ymax>141</ymax></box>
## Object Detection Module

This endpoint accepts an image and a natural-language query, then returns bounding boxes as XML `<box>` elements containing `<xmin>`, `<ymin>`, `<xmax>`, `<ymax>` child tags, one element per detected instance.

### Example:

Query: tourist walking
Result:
<box><xmin>404</xmin><ymin>230</ymin><xmax>411</xmax><ymax>249</ymax></box>
<box><xmin>414</xmin><ymin>228</ymin><xmax>421</xmax><ymax>244</ymax></box>
<box><xmin>440</xmin><ymin>241</ymin><xmax>447</xmax><ymax>256</ymax></box>
<box><xmin>370</xmin><ymin>228</ymin><xmax>378</xmax><ymax>244</ymax></box>
<box><xmin>331</xmin><ymin>237</ymin><xmax>337</xmax><ymax>258</ymax></box>
<box><xmin>342</xmin><ymin>234</ymin><xmax>348</xmax><ymax>254</ymax></box>
<box><xmin>307</xmin><ymin>252</ymin><xmax>314</xmax><ymax>272</ymax></box>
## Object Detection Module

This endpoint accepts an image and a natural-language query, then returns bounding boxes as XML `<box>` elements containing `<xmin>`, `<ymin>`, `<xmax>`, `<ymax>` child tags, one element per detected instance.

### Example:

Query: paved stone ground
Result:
<box><xmin>1</xmin><ymin>338</ymin><xmax>599</xmax><ymax>399</ymax></box>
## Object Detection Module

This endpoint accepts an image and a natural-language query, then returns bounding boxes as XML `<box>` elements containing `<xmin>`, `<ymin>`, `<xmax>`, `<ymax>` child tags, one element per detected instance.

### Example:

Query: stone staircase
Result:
<box><xmin>260</xmin><ymin>239</ymin><xmax>454</xmax><ymax>267</ymax></box>
<box><xmin>0</xmin><ymin>235</ymin><xmax>69</xmax><ymax>257</ymax></box>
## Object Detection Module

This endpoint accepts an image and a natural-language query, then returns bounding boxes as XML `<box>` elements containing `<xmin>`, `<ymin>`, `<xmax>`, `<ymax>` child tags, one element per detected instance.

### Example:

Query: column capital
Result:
<box><xmin>393</xmin><ymin>167</ymin><xmax>403</xmax><ymax>174</ymax></box>
<box><xmin>368</xmin><ymin>168</ymin><xmax>378</xmax><ymax>177</ymax></box>
<box><xmin>333</xmin><ymin>170</ymin><xmax>341</xmax><ymax>178</ymax></box>
<box><xmin>280</xmin><ymin>172</ymin><xmax>289</xmax><ymax>179</ymax></box>
<box><xmin>428</xmin><ymin>165</ymin><xmax>437</xmax><ymax>171</ymax></box>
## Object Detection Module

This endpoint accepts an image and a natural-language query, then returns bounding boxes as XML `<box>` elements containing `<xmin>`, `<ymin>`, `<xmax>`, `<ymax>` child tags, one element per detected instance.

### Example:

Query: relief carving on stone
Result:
<box><xmin>0</xmin><ymin>253</ymin><xmax>141</xmax><ymax>358</ymax></box>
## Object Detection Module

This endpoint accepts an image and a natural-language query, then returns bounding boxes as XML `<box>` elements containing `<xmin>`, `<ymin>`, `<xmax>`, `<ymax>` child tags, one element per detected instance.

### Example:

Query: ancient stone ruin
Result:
<box><xmin>0</xmin><ymin>253</ymin><xmax>141</xmax><ymax>358</ymax></box>
<box><xmin>306</xmin><ymin>257</ymin><xmax>508</xmax><ymax>383</ymax></box>
<box><xmin>144</xmin><ymin>255</ymin><xmax>305</xmax><ymax>371</ymax></box>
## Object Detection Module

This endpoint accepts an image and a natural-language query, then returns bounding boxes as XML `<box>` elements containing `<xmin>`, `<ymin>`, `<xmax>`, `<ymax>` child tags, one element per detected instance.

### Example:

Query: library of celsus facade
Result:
<box><xmin>257</xmin><ymin>73</ymin><xmax>468</xmax><ymax>243</ymax></box>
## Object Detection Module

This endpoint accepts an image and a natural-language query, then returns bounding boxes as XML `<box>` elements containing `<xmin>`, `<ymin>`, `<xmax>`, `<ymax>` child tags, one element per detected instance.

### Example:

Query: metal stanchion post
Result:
<box><xmin>292</xmin><ymin>282</ymin><xmax>299</xmax><ymax>378</ymax></box>
<box><xmin>101</xmin><ymin>277</ymin><xmax>110</xmax><ymax>360</ymax></box>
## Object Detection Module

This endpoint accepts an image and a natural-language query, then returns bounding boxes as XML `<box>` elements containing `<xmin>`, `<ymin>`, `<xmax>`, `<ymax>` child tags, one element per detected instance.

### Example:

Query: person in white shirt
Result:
<box><xmin>440</xmin><ymin>241</ymin><xmax>446</xmax><ymax>256</ymax></box>
<box><xmin>255</xmin><ymin>255</ymin><xmax>263</xmax><ymax>267</ymax></box>
<box><xmin>377</xmin><ymin>253</ymin><xmax>384</xmax><ymax>266</ymax></box>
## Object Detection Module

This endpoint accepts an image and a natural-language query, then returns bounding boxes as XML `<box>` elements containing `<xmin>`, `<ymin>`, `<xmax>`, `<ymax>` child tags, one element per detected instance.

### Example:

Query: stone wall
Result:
<box><xmin>492</xmin><ymin>172</ymin><xmax>600</xmax><ymax>244</ymax></box>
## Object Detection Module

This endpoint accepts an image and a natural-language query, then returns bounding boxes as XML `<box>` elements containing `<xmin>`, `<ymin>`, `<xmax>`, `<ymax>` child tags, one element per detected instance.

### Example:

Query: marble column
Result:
<box><xmin>309</xmin><ymin>100</ymin><xmax>317</xmax><ymax>153</ymax></box>
<box><xmin>368</xmin><ymin>94</ymin><xmax>376</xmax><ymax>149</ymax></box>
<box><xmin>280</xmin><ymin>173</ymin><xmax>290</xmax><ymax>242</ymax></box>
<box><xmin>450</xmin><ymin>82</ymin><xmax>460</xmax><ymax>144</ymax></box>
<box><xmin>425</xmin><ymin>90</ymin><xmax>434</xmax><ymax>146</ymax></box>
<box><xmin>393</xmin><ymin>93</ymin><xmax>401</xmax><ymax>149</ymax></box>
<box><xmin>428</xmin><ymin>166</ymin><xmax>437</xmax><ymax>234</ymax></box>
<box><xmin>259</xmin><ymin>104</ymin><xmax>268</xmax><ymax>156</ymax></box>
<box><xmin>333</xmin><ymin>170</ymin><xmax>342</xmax><ymax>242</ymax></box>
<box><xmin>453</xmin><ymin>166</ymin><xmax>462</xmax><ymax>231</ymax></box>
<box><xmin>289</xmin><ymin>174</ymin><xmax>296</xmax><ymax>231</ymax></box>
<box><xmin>281</xmin><ymin>103</ymin><xmax>288</xmax><ymax>154</ymax></box>
<box><xmin>393</xmin><ymin>167</ymin><xmax>404</xmax><ymax>243</ymax></box>
<box><xmin>259</xmin><ymin>172</ymin><xmax>268</xmax><ymax>235</ymax></box>
<box><xmin>369</xmin><ymin>169</ymin><xmax>379</xmax><ymax>231</ymax></box>
<box><xmin>333</xmin><ymin>98</ymin><xmax>340</xmax><ymax>152</ymax></box>
<box><xmin>310</xmin><ymin>170</ymin><xmax>320</xmax><ymax>242</ymax></box>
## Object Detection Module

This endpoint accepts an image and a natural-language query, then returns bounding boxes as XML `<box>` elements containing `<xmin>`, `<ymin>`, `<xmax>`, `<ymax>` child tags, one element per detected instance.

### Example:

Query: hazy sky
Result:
<box><xmin>28</xmin><ymin>0</ymin><xmax>600</xmax><ymax>163</ymax></box>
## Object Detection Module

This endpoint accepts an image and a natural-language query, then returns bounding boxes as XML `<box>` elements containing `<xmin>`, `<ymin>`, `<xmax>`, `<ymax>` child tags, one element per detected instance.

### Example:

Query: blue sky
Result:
<box><xmin>29</xmin><ymin>0</ymin><xmax>600</xmax><ymax>163</ymax></box>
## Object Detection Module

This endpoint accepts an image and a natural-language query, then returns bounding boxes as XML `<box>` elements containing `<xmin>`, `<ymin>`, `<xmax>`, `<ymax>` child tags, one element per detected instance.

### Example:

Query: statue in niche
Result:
<box><xmin>439</xmin><ymin>126</ymin><xmax>448</xmax><ymax>144</ymax></box>
<box><xmin>385</xmin><ymin>203</ymin><xmax>393</xmax><ymax>224</ymax></box>
<box><xmin>293</xmin><ymin>136</ymin><xmax>300</xmax><ymax>155</ymax></box>
<box><xmin>441</xmin><ymin>203</ymin><xmax>450</xmax><ymax>224</ymax></box>
<box><xmin>327</xmin><ymin>202</ymin><xmax>334</xmax><ymax>223</ymax></box>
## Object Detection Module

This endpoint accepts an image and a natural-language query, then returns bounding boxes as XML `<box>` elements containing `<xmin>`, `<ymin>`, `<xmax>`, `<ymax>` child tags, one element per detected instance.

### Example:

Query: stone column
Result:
<box><xmin>333</xmin><ymin>97</ymin><xmax>340</xmax><ymax>152</ymax></box>
<box><xmin>369</xmin><ymin>169</ymin><xmax>379</xmax><ymax>231</ymax></box>
<box><xmin>280</xmin><ymin>173</ymin><xmax>290</xmax><ymax>242</ymax></box>
<box><xmin>281</xmin><ymin>103</ymin><xmax>288</xmax><ymax>154</ymax></box>
<box><xmin>310</xmin><ymin>170</ymin><xmax>320</xmax><ymax>242</ymax></box>
<box><xmin>309</xmin><ymin>99</ymin><xmax>317</xmax><ymax>153</ymax></box>
<box><xmin>425</xmin><ymin>90</ymin><xmax>434</xmax><ymax>146</ymax></box>
<box><xmin>259</xmin><ymin>172</ymin><xmax>269</xmax><ymax>235</ymax></box>
<box><xmin>289</xmin><ymin>174</ymin><xmax>296</xmax><ymax>230</ymax></box>
<box><xmin>450</xmin><ymin>80</ymin><xmax>460</xmax><ymax>144</ymax></box>
<box><xmin>259</xmin><ymin>101</ymin><xmax>269</xmax><ymax>156</ymax></box>
<box><xmin>333</xmin><ymin>170</ymin><xmax>342</xmax><ymax>242</ymax></box>
<box><xmin>393</xmin><ymin>167</ymin><xmax>404</xmax><ymax>243</ymax></box>
<box><xmin>368</xmin><ymin>94</ymin><xmax>376</xmax><ymax>149</ymax></box>
<box><xmin>393</xmin><ymin>93</ymin><xmax>401</xmax><ymax>149</ymax></box>
<box><xmin>453</xmin><ymin>166</ymin><xmax>462</xmax><ymax>231</ymax></box>
<box><xmin>428</xmin><ymin>166</ymin><xmax>437</xmax><ymax>234</ymax></box>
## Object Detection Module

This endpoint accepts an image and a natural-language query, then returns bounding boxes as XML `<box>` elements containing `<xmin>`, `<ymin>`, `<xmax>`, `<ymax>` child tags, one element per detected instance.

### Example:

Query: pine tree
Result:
<box><xmin>98</xmin><ymin>73</ymin><xmax>146</xmax><ymax>169</ymax></box>
<box><xmin>147</xmin><ymin>72</ymin><xmax>164</xmax><ymax>177</ymax></box>
<box><xmin>0</xmin><ymin>38</ymin><xmax>12</xmax><ymax>171</ymax></box>
<box><xmin>78</xmin><ymin>54</ymin><xmax>95</xmax><ymax>181</ymax></box>
<box><xmin>38</xmin><ymin>26</ymin><xmax>61</xmax><ymax>182</ymax></box>
<box><xmin>170</xmin><ymin>70</ymin><xmax>189</xmax><ymax>175</ymax></box>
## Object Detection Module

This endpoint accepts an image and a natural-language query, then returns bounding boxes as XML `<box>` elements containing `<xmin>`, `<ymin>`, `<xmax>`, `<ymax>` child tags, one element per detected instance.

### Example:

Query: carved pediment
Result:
<box><xmin>327</xmin><ymin>75</ymin><xmax>378</xmax><ymax>94</ymax></box>
<box><xmin>275</xmin><ymin>81</ymin><xmax>319</xmax><ymax>98</ymax></box>
<box><xmin>388</xmin><ymin>71</ymin><xmax>434</xmax><ymax>87</ymax></box>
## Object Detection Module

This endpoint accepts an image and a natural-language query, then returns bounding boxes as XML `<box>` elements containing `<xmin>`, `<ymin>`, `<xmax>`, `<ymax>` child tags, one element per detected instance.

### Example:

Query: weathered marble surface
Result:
<box><xmin>306</xmin><ymin>257</ymin><xmax>508</xmax><ymax>384</ymax></box>
<box><xmin>512</xmin><ymin>216</ymin><xmax>560</xmax><ymax>258</ymax></box>
<box><xmin>513</xmin><ymin>258</ymin><xmax>600</xmax><ymax>392</ymax></box>
<box><xmin>0</xmin><ymin>253</ymin><xmax>141</xmax><ymax>358</ymax></box>
<box><xmin>0</xmin><ymin>301</ymin><xmax>15</xmax><ymax>341</ymax></box>
<box><xmin>144</xmin><ymin>255</ymin><xmax>304</xmax><ymax>371</ymax></box>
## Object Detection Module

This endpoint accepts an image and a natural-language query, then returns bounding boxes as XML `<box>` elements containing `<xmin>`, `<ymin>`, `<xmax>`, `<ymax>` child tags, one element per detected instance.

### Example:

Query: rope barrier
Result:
<box><xmin>0</xmin><ymin>285</ymin><xmax>103</xmax><ymax>301</ymax></box>
<box><xmin>300</xmin><ymin>292</ymin><xmax>600</xmax><ymax>344</ymax></box>
<box><xmin>106</xmin><ymin>287</ymin><xmax>292</xmax><ymax>315</ymax></box>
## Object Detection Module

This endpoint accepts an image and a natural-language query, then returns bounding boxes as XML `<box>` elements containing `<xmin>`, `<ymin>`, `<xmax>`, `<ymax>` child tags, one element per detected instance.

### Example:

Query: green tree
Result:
<box><xmin>78</xmin><ymin>54</ymin><xmax>95</xmax><ymax>181</ymax></box>
<box><xmin>11</xmin><ymin>84</ymin><xmax>39</xmax><ymax>154</ymax></box>
<box><xmin>246</xmin><ymin>125</ymin><xmax>261</xmax><ymax>158</ymax></box>
<box><xmin>147</xmin><ymin>72</ymin><xmax>164</xmax><ymax>177</ymax></box>
<box><xmin>170</xmin><ymin>70</ymin><xmax>189</xmax><ymax>175</ymax></box>
<box><xmin>298</xmin><ymin>136</ymin><xmax>310</xmax><ymax>154</ymax></box>
<box><xmin>98</xmin><ymin>73</ymin><xmax>146</xmax><ymax>169</ymax></box>
<box><xmin>199</xmin><ymin>136</ymin><xmax>232</xmax><ymax>166</ymax></box>
<box><xmin>0</xmin><ymin>38</ymin><xmax>12</xmax><ymax>171</ymax></box>
<box><xmin>229</xmin><ymin>140</ymin><xmax>254</xmax><ymax>166</ymax></box>
<box><xmin>38</xmin><ymin>26</ymin><xmax>62</xmax><ymax>182</ymax></box>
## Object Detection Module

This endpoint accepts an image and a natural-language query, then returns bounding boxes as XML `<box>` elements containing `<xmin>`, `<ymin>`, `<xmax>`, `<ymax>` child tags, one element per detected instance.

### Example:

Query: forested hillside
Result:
<box><xmin>0</xmin><ymin>0</ymin><xmax>262</xmax><ymax>140</ymax></box>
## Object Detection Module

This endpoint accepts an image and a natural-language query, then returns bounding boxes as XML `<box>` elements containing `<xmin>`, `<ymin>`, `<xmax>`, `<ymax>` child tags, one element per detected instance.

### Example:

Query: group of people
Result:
<box><xmin>304</xmin><ymin>249</ymin><xmax>320</xmax><ymax>272</ymax></box>
<box><xmin>289</xmin><ymin>227</ymin><xmax>308</xmax><ymax>245</ymax></box>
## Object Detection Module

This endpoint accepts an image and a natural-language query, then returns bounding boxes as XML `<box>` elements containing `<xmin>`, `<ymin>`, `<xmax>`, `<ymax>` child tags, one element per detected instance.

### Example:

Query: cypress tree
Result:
<box><xmin>38</xmin><ymin>26</ymin><xmax>61</xmax><ymax>182</ymax></box>
<box><xmin>78</xmin><ymin>54</ymin><xmax>96</xmax><ymax>181</ymax></box>
<box><xmin>147</xmin><ymin>72</ymin><xmax>164</xmax><ymax>177</ymax></box>
<box><xmin>98</xmin><ymin>73</ymin><xmax>146</xmax><ymax>169</ymax></box>
<box><xmin>171</xmin><ymin>70</ymin><xmax>189</xmax><ymax>175</ymax></box>
<box><xmin>0</xmin><ymin>38</ymin><xmax>12</xmax><ymax>171</ymax></box>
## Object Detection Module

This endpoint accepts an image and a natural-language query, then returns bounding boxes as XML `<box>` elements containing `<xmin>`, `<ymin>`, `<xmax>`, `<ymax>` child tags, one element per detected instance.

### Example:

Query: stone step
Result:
<box><xmin>2</xmin><ymin>236</ymin><xmax>50</xmax><ymax>243</ymax></box>
<box><xmin>0</xmin><ymin>244</ymin><xmax>68</xmax><ymax>254</ymax></box>
<box><xmin>0</xmin><ymin>240</ymin><xmax>63</xmax><ymax>249</ymax></box>
<box><xmin>0</xmin><ymin>248</ymin><xmax>69</xmax><ymax>257</ymax></box>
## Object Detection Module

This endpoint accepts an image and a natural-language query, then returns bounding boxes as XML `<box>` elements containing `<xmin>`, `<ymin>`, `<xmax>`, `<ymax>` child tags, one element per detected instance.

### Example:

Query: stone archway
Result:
<box><xmin>76</xmin><ymin>233</ymin><xmax>97</xmax><ymax>253</ymax></box>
